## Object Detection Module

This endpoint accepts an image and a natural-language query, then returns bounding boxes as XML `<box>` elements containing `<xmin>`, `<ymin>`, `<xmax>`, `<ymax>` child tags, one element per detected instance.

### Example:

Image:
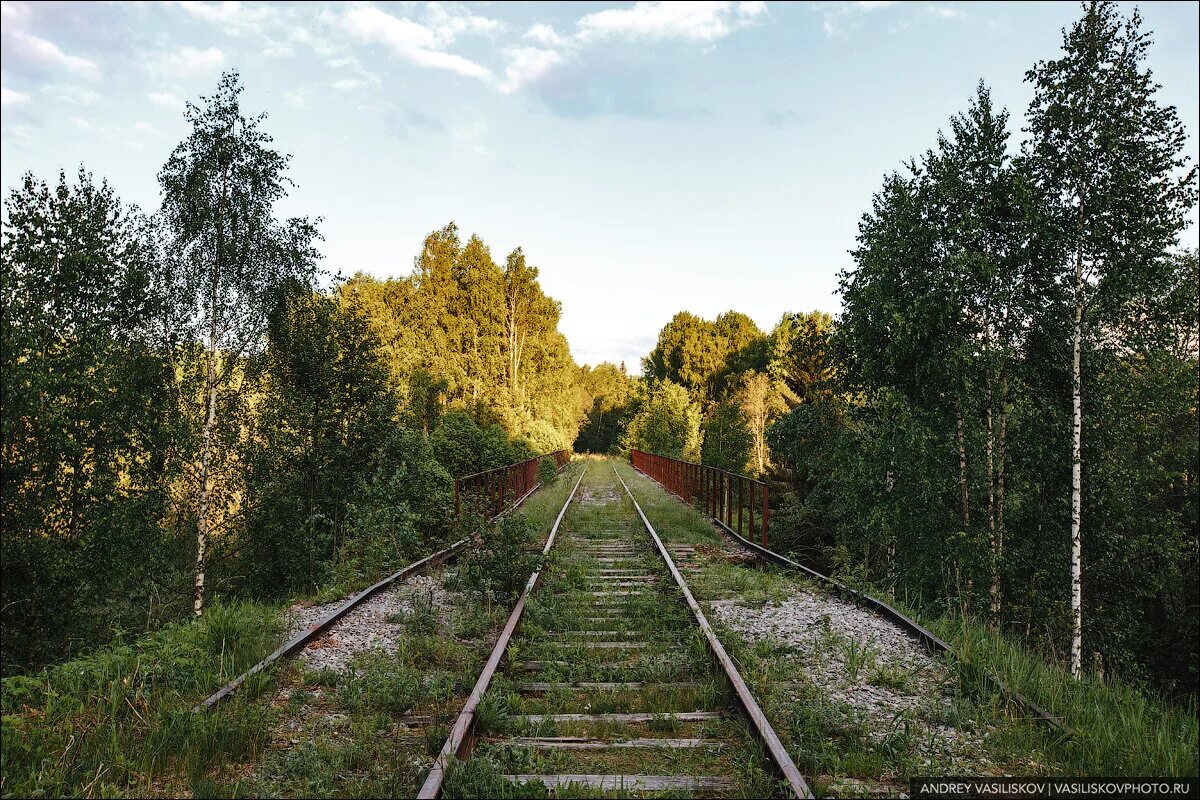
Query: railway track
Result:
<box><xmin>421</xmin><ymin>461</ymin><xmax>812</xmax><ymax>799</ymax></box>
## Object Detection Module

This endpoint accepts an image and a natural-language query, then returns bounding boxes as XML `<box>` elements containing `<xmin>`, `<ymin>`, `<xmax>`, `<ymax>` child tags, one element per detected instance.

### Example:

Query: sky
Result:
<box><xmin>2</xmin><ymin>1</ymin><xmax>1198</xmax><ymax>368</ymax></box>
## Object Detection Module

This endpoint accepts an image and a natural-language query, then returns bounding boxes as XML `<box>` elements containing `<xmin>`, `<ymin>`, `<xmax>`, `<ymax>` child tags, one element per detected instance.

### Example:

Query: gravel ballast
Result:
<box><xmin>284</xmin><ymin>573</ymin><xmax>454</xmax><ymax>673</ymax></box>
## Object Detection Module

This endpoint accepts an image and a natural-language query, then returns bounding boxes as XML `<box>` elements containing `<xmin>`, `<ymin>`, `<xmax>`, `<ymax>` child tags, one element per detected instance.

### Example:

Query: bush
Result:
<box><xmin>452</xmin><ymin>514</ymin><xmax>538</xmax><ymax>600</ymax></box>
<box><xmin>537</xmin><ymin>456</ymin><xmax>559</xmax><ymax>488</ymax></box>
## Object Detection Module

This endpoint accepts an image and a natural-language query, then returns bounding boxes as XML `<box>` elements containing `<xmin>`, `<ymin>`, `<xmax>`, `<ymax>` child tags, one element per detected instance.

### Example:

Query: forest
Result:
<box><xmin>1</xmin><ymin>73</ymin><xmax>590</xmax><ymax>674</ymax></box>
<box><xmin>609</xmin><ymin>3</ymin><xmax>1199</xmax><ymax>700</ymax></box>
<box><xmin>1</xmin><ymin>0</ymin><xmax>1195</xmax><ymax>741</ymax></box>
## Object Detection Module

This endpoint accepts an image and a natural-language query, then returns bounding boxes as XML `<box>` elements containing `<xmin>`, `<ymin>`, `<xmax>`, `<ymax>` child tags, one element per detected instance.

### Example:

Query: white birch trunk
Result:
<box><xmin>1070</xmin><ymin>247</ymin><xmax>1085</xmax><ymax>678</ymax></box>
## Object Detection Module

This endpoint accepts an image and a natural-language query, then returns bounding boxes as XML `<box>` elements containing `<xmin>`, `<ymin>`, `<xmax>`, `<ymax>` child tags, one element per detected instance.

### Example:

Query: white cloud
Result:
<box><xmin>332</xmin><ymin>78</ymin><xmax>366</xmax><ymax>91</ymax></box>
<box><xmin>0</xmin><ymin>1</ymin><xmax>32</xmax><ymax>25</ymax></box>
<box><xmin>816</xmin><ymin>1</ymin><xmax>896</xmax><ymax>39</ymax></box>
<box><xmin>525</xmin><ymin>23</ymin><xmax>567</xmax><ymax>47</ymax></box>
<box><xmin>341</xmin><ymin>5</ymin><xmax>492</xmax><ymax>81</ymax></box>
<box><xmin>499</xmin><ymin>47</ymin><xmax>561</xmax><ymax>94</ymax></box>
<box><xmin>47</xmin><ymin>84</ymin><xmax>100</xmax><ymax>105</ymax></box>
<box><xmin>283</xmin><ymin>90</ymin><xmax>306</xmax><ymax>108</ymax></box>
<box><xmin>577</xmin><ymin>1</ymin><xmax>766</xmax><ymax>43</ymax></box>
<box><xmin>423</xmin><ymin>1</ymin><xmax>504</xmax><ymax>43</ymax></box>
<box><xmin>177</xmin><ymin>1</ymin><xmax>279</xmax><ymax>36</ymax></box>
<box><xmin>149</xmin><ymin>46</ymin><xmax>225</xmax><ymax>78</ymax></box>
<box><xmin>1</xmin><ymin>86</ymin><xmax>30</xmax><ymax>107</ymax></box>
<box><xmin>147</xmin><ymin>91</ymin><xmax>181</xmax><ymax>107</ymax></box>
<box><xmin>926</xmin><ymin>4</ymin><xmax>965</xmax><ymax>19</ymax></box>
<box><xmin>5</xmin><ymin>30</ymin><xmax>99</xmax><ymax>79</ymax></box>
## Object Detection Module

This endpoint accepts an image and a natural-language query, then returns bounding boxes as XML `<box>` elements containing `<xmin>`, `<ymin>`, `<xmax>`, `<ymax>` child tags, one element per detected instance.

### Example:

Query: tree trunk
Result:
<box><xmin>955</xmin><ymin>397</ymin><xmax>970</xmax><ymax>531</ymax></box>
<box><xmin>997</xmin><ymin>375</ymin><xmax>1008</xmax><ymax>621</ymax></box>
<box><xmin>1070</xmin><ymin>243</ymin><xmax>1084</xmax><ymax>678</ymax></box>
<box><xmin>194</xmin><ymin>153</ymin><xmax>228</xmax><ymax>618</ymax></box>
<box><xmin>986</xmin><ymin>376</ymin><xmax>999</xmax><ymax>626</ymax></box>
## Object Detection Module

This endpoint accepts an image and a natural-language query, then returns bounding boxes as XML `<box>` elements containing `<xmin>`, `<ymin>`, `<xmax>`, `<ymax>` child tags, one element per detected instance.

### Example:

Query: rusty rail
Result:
<box><xmin>631</xmin><ymin>449</ymin><xmax>771</xmax><ymax>546</ymax></box>
<box><xmin>630</xmin><ymin>459</ymin><xmax>1073</xmax><ymax>740</ymax></box>
<box><xmin>612</xmin><ymin>464</ymin><xmax>813</xmax><ymax>798</ymax></box>
<box><xmin>456</xmin><ymin>450</ymin><xmax>570</xmax><ymax>522</ymax></box>
<box><xmin>418</xmin><ymin>463</ymin><xmax>589</xmax><ymax>799</ymax></box>
<box><xmin>196</xmin><ymin>454</ymin><xmax>567</xmax><ymax>713</ymax></box>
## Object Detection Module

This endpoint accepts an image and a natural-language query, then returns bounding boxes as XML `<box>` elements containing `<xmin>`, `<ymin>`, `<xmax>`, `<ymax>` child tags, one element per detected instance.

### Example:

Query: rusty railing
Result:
<box><xmin>455</xmin><ymin>450</ymin><xmax>571</xmax><ymax>521</ymax></box>
<box><xmin>630</xmin><ymin>449</ymin><xmax>770</xmax><ymax>547</ymax></box>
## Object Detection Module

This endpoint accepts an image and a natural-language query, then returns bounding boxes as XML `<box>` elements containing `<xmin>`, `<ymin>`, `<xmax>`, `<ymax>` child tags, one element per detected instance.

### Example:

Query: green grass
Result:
<box><xmin>0</xmin><ymin>598</ymin><xmax>285</xmax><ymax>797</ymax></box>
<box><xmin>451</xmin><ymin>460</ymin><xmax>786</xmax><ymax>798</ymax></box>
<box><xmin>926</xmin><ymin>610</ymin><xmax>1199</xmax><ymax>777</ymax></box>
<box><xmin>614</xmin><ymin>458</ymin><xmax>1200</xmax><ymax>781</ymax></box>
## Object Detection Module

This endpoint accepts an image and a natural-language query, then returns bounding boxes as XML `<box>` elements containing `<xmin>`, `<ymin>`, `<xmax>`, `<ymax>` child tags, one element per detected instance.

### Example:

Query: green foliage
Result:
<box><xmin>574</xmin><ymin>361</ymin><xmax>639</xmax><ymax>453</ymax></box>
<box><xmin>537</xmin><ymin>456</ymin><xmax>559</xmax><ymax>488</ymax></box>
<box><xmin>619</xmin><ymin>379</ymin><xmax>703</xmax><ymax>461</ymax></box>
<box><xmin>0</xmin><ymin>598</ymin><xmax>282</xmax><ymax>797</ymax></box>
<box><xmin>336</xmin><ymin>223</ymin><xmax>585</xmax><ymax>453</ymax></box>
<box><xmin>1</xmin><ymin>168</ymin><xmax>186</xmax><ymax>672</ymax></box>
<box><xmin>765</xmin><ymin>2</ymin><xmax>1199</xmax><ymax>697</ymax></box>
<box><xmin>642</xmin><ymin>310</ymin><xmax>767</xmax><ymax>407</ymax></box>
<box><xmin>453</xmin><ymin>514</ymin><xmax>539</xmax><ymax>601</ymax></box>
<box><xmin>701</xmin><ymin>400</ymin><xmax>753</xmax><ymax>473</ymax></box>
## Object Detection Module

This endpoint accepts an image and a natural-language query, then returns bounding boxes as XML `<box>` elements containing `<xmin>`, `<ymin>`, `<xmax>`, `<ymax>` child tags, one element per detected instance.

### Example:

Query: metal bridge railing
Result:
<box><xmin>630</xmin><ymin>449</ymin><xmax>770</xmax><ymax>546</ymax></box>
<box><xmin>455</xmin><ymin>450</ymin><xmax>571</xmax><ymax>521</ymax></box>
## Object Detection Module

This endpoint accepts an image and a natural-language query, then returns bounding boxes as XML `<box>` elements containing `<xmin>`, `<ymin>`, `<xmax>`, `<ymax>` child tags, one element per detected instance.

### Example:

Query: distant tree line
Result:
<box><xmin>615</xmin><ymin>2</ymin><xmax>1197</xmax><ymax>697</ymax></box>
<box><xmin>1</xmin><ymin>73</ymin><xmax>586</xmax><ymax>674</ymax></box>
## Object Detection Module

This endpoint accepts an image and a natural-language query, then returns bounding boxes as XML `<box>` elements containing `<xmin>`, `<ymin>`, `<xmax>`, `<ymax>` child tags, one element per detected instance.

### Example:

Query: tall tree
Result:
<box><xmin>1023</xmin><ymin>1</ymin><xmax>1197</xmax><ymax>675</ymax></box>
<box><xmin>926</xmin><ymin>82</ymin><xmax>1036</xmax><ymax>625</ymax></box>
<box><xmin>1</xmin><ymin>170</ymin><xmax>176</xmax><ymax>668</ymax></box>
<box><xmin>158</xmin><ymin>71</ymin><xmax>321</xmax><ymax>616</ymax></box>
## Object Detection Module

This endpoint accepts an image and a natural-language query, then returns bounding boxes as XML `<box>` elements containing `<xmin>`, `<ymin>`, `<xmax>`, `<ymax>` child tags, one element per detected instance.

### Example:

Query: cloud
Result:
<box><xmin>148</xmin><ymin>45</ymin><xmax>225</xmax><ymax>78</ymax></box>
<box><xmin>577</xmin><ymin>1</ymin><xmax>766</xmax><ymax>43</ymax></box>
<box><xmin>177</xmin><ymin>1</ymin><xmax>277</xmax><ymax>34</ymax></box>
<box><xmin>504</xmin><ymin>3</ymin><xmax>765</xmax><ymax>116</ymax></box>
<box><xmin>520</xmin><ymin>50</ymin><xmax>710</xmax><ymax>121</ymax></box>
<box><xmin>499</xmin><ymin>47</ymin><xmax>561</xmax><ymax>94</ymax></box>
<box><xmin>46</xmin><ymin>84</ymin><xmax>100</xmax><ymax>105</ymax></box>
<box><xmin>283</xmin><ymin>90</ymin><xmax>306</xmax><ymax>108</ymax></box>
<box><xmin>147</xmin><ymin>91</ymin><xmax>181</xmax><ymax>107</ymax></box>
<box><xmin>525</xmin><ymin>23</ymin><xmax>567</xmax><ymax>47</ymax></box>
<box><xmin>1</xmin><ymin>86</ymin><xmax>30</xmax><ymax>107</ymax></box>
<box><xmin>925</xmin><ymin>4</ymin><xmax>965</xmax><ymax>19</ymax></box>
<box><xmin>332</xmin><ymin>78</ymin><xmax>366</xmax><ymax>91</ymax></box>
<box><xmin>340</xmin><ymin>4</ymin><xmax>493</xmax><ymax>81</ymax></box>
<box><xmin>423</xmin><ymin>1</ymin><xmax>504</xmax><ymax>41</ymax></box>
<box><xmin>816</xmin><ymin>1</ymin><xmax>895</xmax><ymax>39</ymax></box>
<box><xmin>3</xmin><ymin>30</ymin><xmax>100</xmax><ymax>79</ymax></box>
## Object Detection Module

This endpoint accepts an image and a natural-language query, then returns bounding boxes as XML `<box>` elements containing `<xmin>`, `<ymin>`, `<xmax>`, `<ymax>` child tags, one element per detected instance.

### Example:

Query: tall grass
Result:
<box><xmin>1</xmin><ymin>598</ymin><xmax>284</xmax><ymax>797</ymax></box>
<box><xmin>617</xmin><ymin>459</ymin><xmax>1199</xmax><ymax>778</ymax></box>
<box><xmin>931</xmin><ymin>610</ymin><xmax>1199</xmax><ymax>777</ymax></box>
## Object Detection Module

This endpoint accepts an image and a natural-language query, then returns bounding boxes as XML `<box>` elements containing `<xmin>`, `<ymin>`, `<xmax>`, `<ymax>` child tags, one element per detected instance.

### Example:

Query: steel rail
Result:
<box><xmin>611</xmin><ymin>465</ymin><xmax>814</xmax><ymax>800</ymax></box>
<box><xmin>195</xmin><ymin>473</ymin><xmax>552</xmax><ymax>713</ymax></box>
<box><xmin>417</xmin><ymin>462</ymin><xmax>589</xmax><ymax>800</ymax></box>
<box><xmin>630</xmin><ymin>460</ymin><xmax>1073</xmax><ymax>740</ymax></box>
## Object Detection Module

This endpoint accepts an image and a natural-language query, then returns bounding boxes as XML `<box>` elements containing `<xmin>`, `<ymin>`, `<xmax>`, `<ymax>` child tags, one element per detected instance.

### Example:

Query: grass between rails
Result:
<box><xmin>613</xmin><ymin>459</ymin><xmax>1199</xmax><ymax>782</ymax></box>
<box><xmin>0</xmin><ymin>460</ymin><xmax>587</xmax><ymax>798</ymax></box>
<box><xmin>444</xmin><ymin>461</ymin><xmax>784</xmax><ymax>798</ymax></box>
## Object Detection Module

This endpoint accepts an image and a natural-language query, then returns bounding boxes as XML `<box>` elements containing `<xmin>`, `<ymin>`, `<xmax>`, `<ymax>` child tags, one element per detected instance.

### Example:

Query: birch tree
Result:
<box><xmin>1022</xmin><ymin>1</ymin><xmax>1196</xmax><ymax>676</ymax></box>
<box><xmin>158</xmin><ymin>71</ymin><xmax>321</xmax><ymax>616</ymax></box>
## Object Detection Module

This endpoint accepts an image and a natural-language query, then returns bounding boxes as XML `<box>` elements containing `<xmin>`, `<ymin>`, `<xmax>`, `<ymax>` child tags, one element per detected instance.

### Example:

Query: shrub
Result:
<box><xmin>537</xmin><ymin>456</ymin><xmax>558</xmax><ymax>488</ymax></box>
<box><xmin>453</xmin><ymin>514</ymin><xmax>538</xmax><ymax>600</ymax></box>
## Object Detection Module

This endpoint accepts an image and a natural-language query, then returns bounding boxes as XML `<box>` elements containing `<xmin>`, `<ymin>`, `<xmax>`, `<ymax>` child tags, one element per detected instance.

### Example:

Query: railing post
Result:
<box><xmin>762</xmin><ymin>482</ymin><xmax>769</xmax><ymax>547</ymax></box>
<box><xmin>748</xmin><ymin>481</ymin><xmax>754</xmax><ymax>538</ymax></box>
<box><xmin>729</xmin><ymin>479</ymin><xmax>739</xmax><ymax>534</ymax></box>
